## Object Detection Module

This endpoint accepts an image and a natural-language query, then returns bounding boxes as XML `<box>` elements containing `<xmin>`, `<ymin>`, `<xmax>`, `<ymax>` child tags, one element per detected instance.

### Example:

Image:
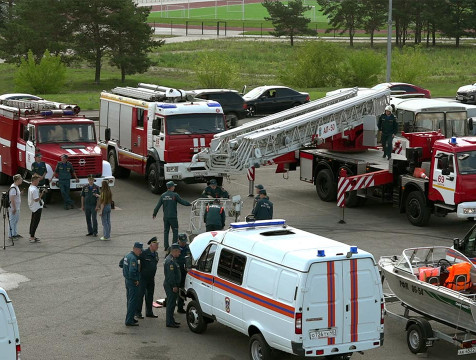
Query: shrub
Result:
<box><xmin>194</xmin><ymin>53</ymin><xmax>239</xmax><ymax>88</ymax></box>
<box><xmin>15</xmin><ymin>49</ymin><xmax>66</xmax><ymax>94</ymax></box>
<box><xmin>338</xmin><ymin>49</ymin><xmax>384</xmax><ymax>87</ymax></box>
<box><xmin>280</xmin><ymin>41</ymin><xmax>345</xmax><ymax>88</ymax></box>
<box><xmin>391</xmin><ymin>46</ymin><xmax>430</xmax><ymax>84</ymax></box>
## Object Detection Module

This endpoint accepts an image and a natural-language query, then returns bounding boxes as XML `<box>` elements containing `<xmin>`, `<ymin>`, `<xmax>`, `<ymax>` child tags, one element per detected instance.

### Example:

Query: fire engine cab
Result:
<box><xmin>98</xmin><ymin>83</ymin><xmax>227</xmax><ymax>194</ymax></box>
<box><xmin>0</xmin><ymin>95</ymin><xmax>114</xmax><ymax>201</ymax></box>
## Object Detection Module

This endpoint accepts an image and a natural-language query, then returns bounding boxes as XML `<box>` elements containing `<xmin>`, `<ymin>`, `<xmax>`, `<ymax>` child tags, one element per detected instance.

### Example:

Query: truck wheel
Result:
<box><xmin>405</xmin><ymin>191</ymin><xmax>431</xmax><ymax>226</ymax></box>
<box><xmin>316</xmin><ymin>169</ymin><xmax>337</xmax><ymax>202</ymax></box>
<box><xmin>108</xmin><ymin>149</ymin><xmax>130</xmax><ymax>179</ymax></box>
<box><xmin>249</xmin><ymin>333</ymin><xmax>272</xmax><ymax>360</ymax></box>
<box><xmin>186</xmin><ymin>300</ymin><xmax>208</xmax><ymax>334</ymax></box>
<box><xmin>147</xmin><ymin>162</ymin><xmax>166</xmax><ymax>194</ymax></box>
<box><xmin>0</xmin><ymin>172</ymin><xmax>10</xmax><ymax>185</ymax></box>
<box><xmin>226</xmin><ymin>113</ymin><xmax>238</xmax><ymax>128</ymax></box>
<box><xmin>407</xmin><ymin>324</ymin><xmax>427</xmax><ymax>354</ymax></box>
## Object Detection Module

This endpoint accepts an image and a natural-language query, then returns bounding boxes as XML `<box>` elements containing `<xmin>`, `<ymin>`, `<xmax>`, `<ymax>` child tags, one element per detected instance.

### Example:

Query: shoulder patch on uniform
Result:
<box><xmin>132</xmin><ymin>262</ymin><xmax>136</xmax><ymax>266</ymax></box>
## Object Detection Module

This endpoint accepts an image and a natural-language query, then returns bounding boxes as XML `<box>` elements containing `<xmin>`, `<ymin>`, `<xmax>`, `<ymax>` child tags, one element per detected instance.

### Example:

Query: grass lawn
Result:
<box><xmin>0</xmin><ymin>39</ymin><xmax>475</xmax><ymax>109</ymax></box>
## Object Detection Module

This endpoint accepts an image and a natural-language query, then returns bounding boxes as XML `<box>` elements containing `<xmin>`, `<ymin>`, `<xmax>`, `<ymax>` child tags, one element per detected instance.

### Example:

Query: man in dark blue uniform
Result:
<box><xmin>176</xmin><ymin>233</ymin><xmax>191</xmax><ymax>313</ymax></box>
<box><xmin>204</xmin><ymin>199</ymin><xmax>226</xmax><ymax>231</ymax></box>
<box><xmin>253</xmin><ymin>184</ymin><xmax>264</xmax><ymax>211</ymax></box>
<box><xmin>81</xmin><ymin>174</ymin><xmax>100</xmax><ymax>236</ymax></box>
<box><xmin>152</xmin><ymin>181</ymin><xmax>191</xmax><ymax>251</ymax></box>
<box><xmin>54</xmin><ymin>154</ymin><xmax>78</xmax><ymax>210</ymax></box>
<box><xmin>252</xmin><ymin>189</ymin><xmax>273</xmax><ymax>220</ymax></box>
<box><xmin>378</xmin><ymin>105</ymin><xmax>398</xmax><ymax>160</ymax></box>
<box><xmin>136</xmin><ymin>237</ymin><xmax>159</xmax><ymax>319</ymax></box>
<box><xmin>201</xmin><ymin>179</ymin><xmax>229</xmax><ymax>199</ymax></box>
<box><xmin>163</xmin><ymin>243</ymin><xmax>181</xmax><ymax>328</ymax></box>
<box><xmin>122</xmin><ymin>242</ymin><xmax>143</xmax><ymax>326</ymax></box>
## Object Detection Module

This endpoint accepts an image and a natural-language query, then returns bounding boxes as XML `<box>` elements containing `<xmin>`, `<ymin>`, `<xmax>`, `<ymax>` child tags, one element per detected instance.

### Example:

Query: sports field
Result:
<box><xmin>148</xmin><ymin>1</ymin><xmax>326</xmax><ymax>22</ymax></box>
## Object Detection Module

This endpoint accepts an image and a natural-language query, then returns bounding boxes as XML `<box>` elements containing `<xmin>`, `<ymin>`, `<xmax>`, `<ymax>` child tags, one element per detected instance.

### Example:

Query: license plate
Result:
<box><xmin>309</xmin><ymin>328</ymin><xmax>336</xmax><ymax>339</ymax></box>
<box><xmin>458</xmin><ymin>347</ymin><xmax>476</xmax><ymax>355</ymax></box>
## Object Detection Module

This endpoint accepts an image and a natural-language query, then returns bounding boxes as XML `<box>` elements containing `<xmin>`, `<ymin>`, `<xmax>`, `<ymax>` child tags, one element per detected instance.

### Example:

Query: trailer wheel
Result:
<box><xmin>316</xmin><ymin>169</ymin><xmax>337</xmax><ymax>202</ymax></box>
<box><xmin>108</xmin><ymin>149</ymin><xmax>130</xmax><ymax>179</ymax></box>
<box><xmin>407</xmin><ymin>324</ymin><xmax>427</xmax><ymax>354</ymax></box>
<box><xmin>186</xmin><ymin>300</ymin><xmax>208</xmax><ymax>334</ymax></box>
<box><xmin>147</xmin><ymin>162</ymin><xmax>166</xmax><ymax>194</ymax></box>
<box><xmin>405</xmin><ymin>191</ymin><xmax>431</xmax><ymax>226</ymax></box>
<box><xmin>249</xmin><ymin>333</ymin><xmax>272</xmax><ymax>360</ymax></box>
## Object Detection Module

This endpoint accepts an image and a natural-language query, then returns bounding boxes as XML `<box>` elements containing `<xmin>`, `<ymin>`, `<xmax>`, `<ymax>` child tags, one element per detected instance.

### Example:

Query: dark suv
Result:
<box><xmin>191</xmin><ymin>89</ymin><xmax>247</xmax><ymax>128</ymax></box>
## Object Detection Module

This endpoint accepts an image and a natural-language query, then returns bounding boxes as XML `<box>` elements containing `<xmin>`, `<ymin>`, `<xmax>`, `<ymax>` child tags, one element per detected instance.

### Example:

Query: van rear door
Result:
<box><xmin>302</xmin><ymin>258</ymin><xmax>381</xmax><ymax>348</ymax></box>
<box><xmin>0</xmin><ymin>291</ymin><xmax>17</xmax><ymax>360</ymax></box>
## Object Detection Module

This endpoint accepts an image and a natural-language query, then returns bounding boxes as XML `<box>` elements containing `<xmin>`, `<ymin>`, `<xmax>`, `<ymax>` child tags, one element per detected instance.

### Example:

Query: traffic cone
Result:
<box><xmin>413</xmin><ymin>167</ymin><xmax>429</xmax><ymax>179</ymax></box>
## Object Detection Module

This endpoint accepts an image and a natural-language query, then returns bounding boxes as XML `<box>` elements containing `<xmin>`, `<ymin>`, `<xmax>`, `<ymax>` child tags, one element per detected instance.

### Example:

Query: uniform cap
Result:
<box><xmin>166</xmin><ymin>181</ymin><xmax>177</xmax><ymax>188</ymax></box>
<box><xmin>170</xmin><ymin>243</ymin><xmax>180</xmax><ymax>250</ymax></box>
<box><xmin>35</xmin><ymin>153</ymin><xmax>42</xmax><ymax>157</ymax></box>
<box><xmin>254</xmin><ymin>184</ymin><xmax>264</xmax><ymax>190</ymax></box>
<box><xmin>133</xmin><ymin>242</ymin><xmax>143</xmax><ymax>250</ymax></box>
<box><xmin>178</xmin><ymin>233</ymin><xmax>187</xmax><ymax>242</ymax></box>
<box><xmin>61</xmin><ymin>154</ymin><xmax>68</xmax><ymax>159</ymax></box>
<box><xmin>385</xmin><ymin>105</ymin><xmax>393</xmax><ymax>112</ymax></box>
<box><xmin>87</xmin><ymin>174</ymin><xmax>94</xmax><ymax>179</ymax></box>
<box><xmin>209</xmin><ymin>179</ymin><xmax>217</xmax><ymax>185</ymax></box>
<box><xmin>259</xmin><ymin>189</ymin><xmax>267</xmax><ymax>195</ymax></box>
<box><xmin>148</xmin><ymin>236</ymin><xmax>158</xmax><ymax>245</ymax></box>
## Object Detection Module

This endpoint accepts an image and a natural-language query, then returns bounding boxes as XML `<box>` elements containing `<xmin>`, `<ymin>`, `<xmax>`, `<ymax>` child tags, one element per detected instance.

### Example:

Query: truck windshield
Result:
<box><xmin>37</xmin><ymin>124</ymin><xmax>96</xmax><ymax>143</ymax></box>
<box><xmin>166</xmin><ymin>114</ymin><xmax>225</xmax><ymax>135</ymax></box>
<box><xmin>413</xmin><ymin>111</ymin><xmax>467</xmax><ymax>137</ymax></box>
<box><xmin>457</xmin><ymin>151</ymin><xmax>476</xmax><ymax>174</ymax></box>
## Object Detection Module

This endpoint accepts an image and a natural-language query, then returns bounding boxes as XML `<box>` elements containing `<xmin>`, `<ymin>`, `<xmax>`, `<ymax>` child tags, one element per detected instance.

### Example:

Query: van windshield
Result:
<box><xmin>38</xmin><ymin>124</ymin><xmax>96</xmax><ymax>143</ymax></box>
<box><xmin>413</xmin><ymin>111</ymin><xmax>467</xmax><ymax>137</ymax></box>
<box><xmin>166</xmin><ymin>113</ymin><xmax>225</xmax><ymax>135</ymax></box>
<box><xmin>457</xmin><ymin>151</ymin><xmax>476</xmax><ymax>174</ymax></box>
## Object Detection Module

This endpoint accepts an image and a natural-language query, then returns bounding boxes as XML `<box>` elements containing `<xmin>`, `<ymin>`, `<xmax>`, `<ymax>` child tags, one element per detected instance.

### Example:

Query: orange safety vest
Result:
<box><xmin>419</xmin><ymin>267</ymin><xmax>440</xmax><ymax>283</ymax></box>
<box><xmin>443</xmin><ymin>262</ymin><xmax>472</xmax><ymax>291</ymax></box>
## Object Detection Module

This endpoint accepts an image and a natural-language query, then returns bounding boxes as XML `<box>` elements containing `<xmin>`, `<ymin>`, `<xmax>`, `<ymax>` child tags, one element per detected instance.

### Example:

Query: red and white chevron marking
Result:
<box><xmin>393</xmin><ymin>141</ymin><xmax>403</xmax><ymax>155</ymax></box>
<box><xmin>247</xmin><ymin>167</ymin><xmax>255</xmax><ymax>181</ymax></box>
<box><xmin>337</xmin><ymin>174</ymin><xmax>375</xmax><ymax>207</ymax></box>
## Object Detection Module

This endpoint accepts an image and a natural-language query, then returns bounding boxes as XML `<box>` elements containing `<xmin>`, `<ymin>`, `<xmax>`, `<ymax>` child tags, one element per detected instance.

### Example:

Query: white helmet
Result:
<box><xmin>385</xmin><ymin>105</ymin><xmax>393</xmax><ymax>112</ymax></box>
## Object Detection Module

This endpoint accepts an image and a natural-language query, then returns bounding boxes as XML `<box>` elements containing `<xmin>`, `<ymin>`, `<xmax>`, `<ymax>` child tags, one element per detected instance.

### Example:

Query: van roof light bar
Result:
<box><xmin>230</xmin><ymin>219</ymin><xmax>286</xmax><ymax>229</ymax></box>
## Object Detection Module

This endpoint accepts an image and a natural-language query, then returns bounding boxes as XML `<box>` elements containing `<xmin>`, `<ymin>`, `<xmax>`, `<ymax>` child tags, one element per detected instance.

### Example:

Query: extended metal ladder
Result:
<box><xmin>196</xmin><ymin>88</ymin><xmax>390</xmax><ymax>174</ymax></box>
<box><xmin>111</xmin><ymin>83</ymin><xmax>187</xmax><ymax>101</ymax></box>
<box><xmin>0</xmin><ymin>97</ymin><xmax>80</xmax><ymax>114</ymax></box>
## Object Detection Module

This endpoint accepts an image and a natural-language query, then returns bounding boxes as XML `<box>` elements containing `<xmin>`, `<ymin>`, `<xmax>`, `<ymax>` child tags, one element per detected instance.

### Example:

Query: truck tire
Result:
<box><xmin>406</xmin><ymin>323</ymin><xmax>427</xmax><ymax>354</ymax></box>
<box><xmin>147</xmin><ymin>162</ymin><xmax>166</xmax><ymax>194</ymax></box>
<box><xmin>108</xmin><ymin>149</ymin><xmax>130</xmax><ymax>179</ymax></box>
<box><xmin>249</xmin><ymin>333</ymin><xmax>272</xmax><ymax>360</ymax></box>
<box><xmin>316</xmin><ymin>169</ymin><xmax>337</xmax><ymax>202</ymax></box>
<box><xmin>405</xmin><ymin>191</ymin><xmax>431</xmax><ymax>226</ymax></box>
<box><xmin>0</xmin><ymin>172</ymin><xmax>10</xmax><ymax>185</ymax></box>
<box><xmin>186</xmin><ymin>300</ymin><xmax>208</xmax><ymax>334</ymax></box>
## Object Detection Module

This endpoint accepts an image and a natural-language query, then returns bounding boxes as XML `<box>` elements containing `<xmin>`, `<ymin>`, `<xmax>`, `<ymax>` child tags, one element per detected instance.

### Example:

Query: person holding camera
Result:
<box><xmin>8</xmin><ymin>174</ymin><xmax>23</xmax><ymax>241</ymax></box>
<box><xmin>28</xmin><ymin>174</ymin><xmax>44</xmax><ymax>243</ymax></box>
<box><xmin>31</xmin><ymin>153</ymin><xmax>49</xmax><ymax>208</ymax></box>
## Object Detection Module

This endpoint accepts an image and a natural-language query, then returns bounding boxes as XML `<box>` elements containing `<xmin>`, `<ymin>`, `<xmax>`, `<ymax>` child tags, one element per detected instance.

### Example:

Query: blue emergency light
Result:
<box><xmin>317</xmin><ymin>250</ymin><xmax>325</xmax><ymax>257</ymax></box>
<box><xmin>450</xmin><ymin>137</ymin><xmax>457</xmax><ymax>145</ymax></box>
<box><xmin>229</xmin><ymin>220</ymin><xmax>286</xmax><ymax>229</ymax></box>
<box><xmin>350</xmin><ymin>246</ymin><xmax>358</xmax><ymax>254</ymax></box>
<box><xmin>157</xmin><ymin>104</ymin><xmax>177</xmax><ymax>109</ymax></box>
<box><xmin>207</xmin><ymin>102</ymin><xmax>221</xmax><ymax>107</ymax></box>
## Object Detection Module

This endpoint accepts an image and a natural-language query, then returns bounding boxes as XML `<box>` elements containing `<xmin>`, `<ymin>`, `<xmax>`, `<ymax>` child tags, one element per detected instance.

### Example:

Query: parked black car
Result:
<box><xmin>191</xmin><ymin>89</ymin><xmax>247</xmax><ymax>128</ymax></box>
<box><xmin>243</xmin><ymin>86</ymin><xmax>310</xmax><ymax>117</ymax></box>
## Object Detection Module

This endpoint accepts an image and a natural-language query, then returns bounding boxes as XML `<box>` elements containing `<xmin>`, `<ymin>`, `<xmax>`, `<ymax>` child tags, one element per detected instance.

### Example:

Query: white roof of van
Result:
<box><xmin>190</xmin><ymin>220</ymin><xmax>374</xmax><ymax>272</ymax></box>
<box><xmin>392</xmin><ymin>98</ymin><xmax>466</xmax><ymax>112</ymax></box>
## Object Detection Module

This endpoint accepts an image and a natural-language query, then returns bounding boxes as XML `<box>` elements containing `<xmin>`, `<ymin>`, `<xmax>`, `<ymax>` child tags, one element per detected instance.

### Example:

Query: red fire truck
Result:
<box><xmin>98</xmin><ymin>83</ymin><xmax>227</xmax><ymax>194</ymax></box>
<box><xmin>0</xmin><ymin>95</ymin><xmax>114</xmax><ymax>202</ymax></box>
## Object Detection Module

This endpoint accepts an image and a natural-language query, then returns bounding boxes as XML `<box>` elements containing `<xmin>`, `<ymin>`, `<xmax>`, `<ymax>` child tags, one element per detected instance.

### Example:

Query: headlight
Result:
<box><xmin>166</xmin><ymin>166</ymin><xmax>178</xmax><ymax>173</ymax></box>
<box><xmin>463</xmin><ymin>208</ymin><xmax>476</xmax><ymax>214</ymax></box>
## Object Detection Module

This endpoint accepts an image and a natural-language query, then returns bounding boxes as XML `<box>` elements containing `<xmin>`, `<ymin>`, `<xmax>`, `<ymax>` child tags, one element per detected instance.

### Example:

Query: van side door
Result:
<box><xmin>213</xmin><ymin>249</ymin><xmax>246</xmax><ymax>331</ymax></box>
<box><xmin>189</xmin><ymin>244</ymin><xmax>217</xmax><ymax>316</ymax></box>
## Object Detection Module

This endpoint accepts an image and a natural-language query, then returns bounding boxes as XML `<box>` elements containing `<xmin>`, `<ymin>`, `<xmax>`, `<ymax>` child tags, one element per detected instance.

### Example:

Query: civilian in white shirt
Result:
<box><xmin>28</xmin><ymin>174</ymin><xmax>44</xmax><ymax>243</ymax></box>
<box><xmin>8</xmin><ymin>174</ymin><xmax>23</xmax><ymax>240</ymax></box>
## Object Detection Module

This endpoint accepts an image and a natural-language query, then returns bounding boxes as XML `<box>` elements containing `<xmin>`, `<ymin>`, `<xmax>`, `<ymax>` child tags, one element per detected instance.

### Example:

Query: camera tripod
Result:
<box><xmin>1</xmin><ymin>192</ymin><xmax>14</xmax><ymax>250</ymax></box>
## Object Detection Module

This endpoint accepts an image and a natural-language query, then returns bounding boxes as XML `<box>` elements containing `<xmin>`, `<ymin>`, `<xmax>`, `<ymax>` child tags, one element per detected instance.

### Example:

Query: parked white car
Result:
<box><xmin>456</xmin><ymin>83</ymin><xmax>476</xmax><ymax>104</ymax></box>
<box><xmin>0</xmin><ymin>287</ymin><xmax>21</xmax><ymax>360</ymax></box>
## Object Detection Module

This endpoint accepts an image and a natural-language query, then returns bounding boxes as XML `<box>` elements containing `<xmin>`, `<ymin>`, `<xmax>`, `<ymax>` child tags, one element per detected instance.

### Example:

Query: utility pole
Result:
<box><xmin>386</xmin><ymin>0</ymin><xmax>392</xmax><ymax>82</ymax></box>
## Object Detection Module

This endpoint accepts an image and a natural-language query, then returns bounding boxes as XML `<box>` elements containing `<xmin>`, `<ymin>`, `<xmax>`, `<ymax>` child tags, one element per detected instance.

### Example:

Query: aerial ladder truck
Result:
<box><xmin>195</xmin><ymin>88</ymin><xmax>476</xmax><ymax>226</ymax></box>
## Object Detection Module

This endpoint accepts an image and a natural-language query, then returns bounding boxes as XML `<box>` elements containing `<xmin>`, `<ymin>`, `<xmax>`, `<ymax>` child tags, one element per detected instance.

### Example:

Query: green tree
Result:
<box><xmin>0</xmin><ymin>0</ymin><xmax>73</xmax><ymax>63</ymax></box>
<box><xmin>438</xmin><ymin>0</ymin><xmax>472</xmax><ymax>47</ymax></box>
<box><xmin>317</xmin><ymin>0</ymin><xmax>363</xmax><ymax>47</ymax></box>
<box><xmin>108</xmin><ymin>0</ymin><xmax>156</xmax><ymax>82</ymax></box>
<box><xmin>15</xmin><ymin>49</ymin><xmax>66</xmax><ymax>94</ymax></box>
<box><xmin>361</xmin><ymin>0</ymin><xmax>387</xmax><ymax>48</ymax></box>
<box><xmin>262</xmin><ymin>0</ymin><xmax>315</xmax><ymax>46</ymax></box>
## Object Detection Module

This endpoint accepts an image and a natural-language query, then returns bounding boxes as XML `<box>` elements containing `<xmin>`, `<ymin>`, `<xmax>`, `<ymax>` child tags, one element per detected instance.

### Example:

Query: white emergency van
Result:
<box><xmin>184</xmin><ymin>220</ymin><xmax>384</xmax><ymax>360</ymax></box>
<box><xmin>0</xmin><ymin>287</ymin><xmax>21</xmax><ymax>360</ymax></box>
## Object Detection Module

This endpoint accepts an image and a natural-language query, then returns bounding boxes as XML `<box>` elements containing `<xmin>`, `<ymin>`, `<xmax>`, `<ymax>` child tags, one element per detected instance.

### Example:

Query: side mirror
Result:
<box><xmin>23</xmin><ymin>128</ymin><xmax>30</xmax><ymax>142</ymax></box>
<box><xmin>241</xmin><ymin>85</ymin><xmax>247</xmax><ymax>95</ymax></box>
<box><xmin>453</xmin><ymin>238</ymin><xmax>460</xmax><ymax>250</ymax></box>
<box><xmin>185</xmin><ymin>255</ymin><xmax>193</xmax><ymax>270</ymax></box>
<box><xmin>468</xmin><ymin>118</ymin><xmax>474</xmax><ymax>131</ymax></box>
<box><xmin>105</xmin><ymin>128</ymin><xmax>111</xmax><ymax>142</ymax></box>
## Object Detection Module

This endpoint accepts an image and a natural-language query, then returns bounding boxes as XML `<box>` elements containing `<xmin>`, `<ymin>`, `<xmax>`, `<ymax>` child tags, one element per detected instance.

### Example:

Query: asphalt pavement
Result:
<box><xmin>0</xmin><ymin>159</ymin><xmax>469</xmax><ymax>359</ymax></box>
